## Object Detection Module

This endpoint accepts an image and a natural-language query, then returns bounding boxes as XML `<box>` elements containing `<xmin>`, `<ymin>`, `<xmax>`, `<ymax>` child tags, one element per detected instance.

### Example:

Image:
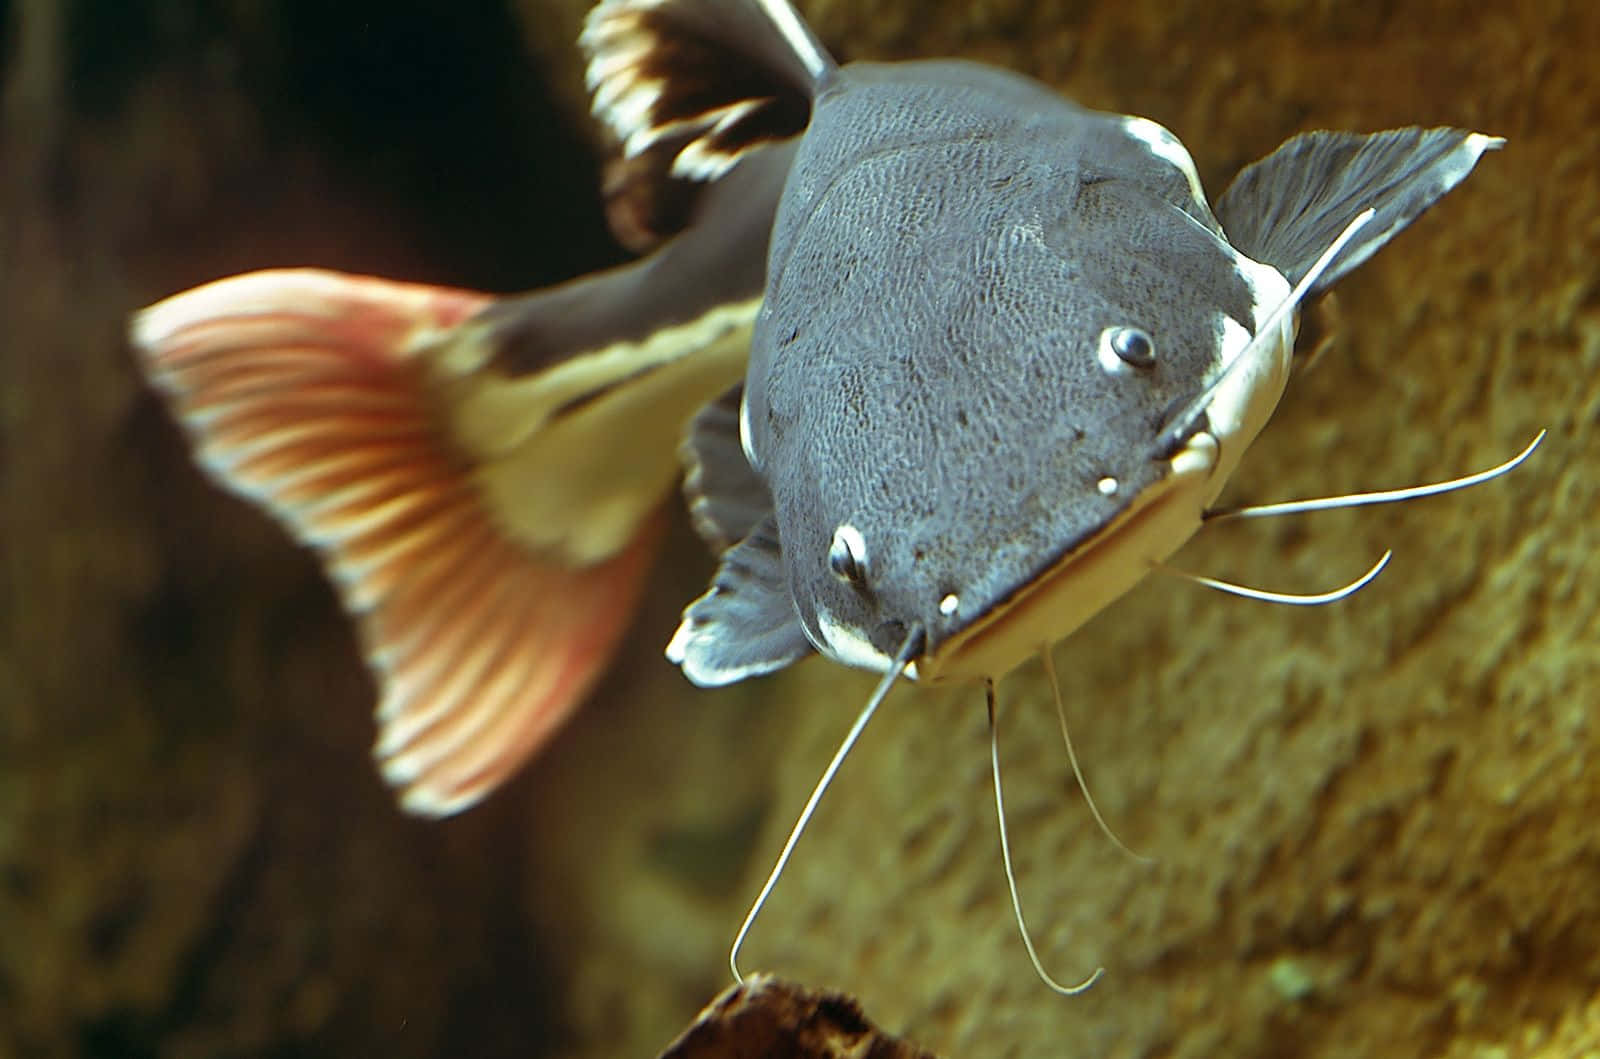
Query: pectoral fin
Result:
<box><xmin>1216</xmin><ymin>127</ymin><xmax>1502</xmax><ymax>296</ymax></box>
<box><xmin>681</xmin><ymin>385</ymin><xmax>774</xmax><ymax>553</ymax></box>
<box><xmin>666</xmin><ymin>517</ymin><xmax>814</xmax><ymax>687</ymax></box>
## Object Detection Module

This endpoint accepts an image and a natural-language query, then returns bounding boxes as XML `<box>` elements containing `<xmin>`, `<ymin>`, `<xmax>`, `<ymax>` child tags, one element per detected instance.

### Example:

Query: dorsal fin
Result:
<box><xmin>666</xmin><ymin>516</ymin><xmax>814</xmax><ymax>686</ymax></box>
<box><xmin>582</xmin><ymin>0</ymin><xmax>835</xmax><ymax>250</ymax></box>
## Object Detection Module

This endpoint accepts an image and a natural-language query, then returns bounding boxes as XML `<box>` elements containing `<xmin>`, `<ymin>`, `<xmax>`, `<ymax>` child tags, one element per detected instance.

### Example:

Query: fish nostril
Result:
<box><xmin>877</xmin><ymin>619</ymin><xmax>909</xmax><ymax>648</ymax></box>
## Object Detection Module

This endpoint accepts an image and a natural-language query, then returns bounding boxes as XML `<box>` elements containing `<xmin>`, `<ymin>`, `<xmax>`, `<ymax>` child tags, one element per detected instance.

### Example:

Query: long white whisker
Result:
<box><xmin>988</xmin><ymin>681</ymin><xmax>1104</xmax><ymax>996</ymax></box>
<box><xmin>728</xmin><ymin>625</ymin><xmax>924</xmax><ymax>985</ymax></box>
<box><xmin>1158</xmin><ymin>208</ymin><xmax>1375</xmax><ymax>452</ymax></box>
<box><xmin>1157</xmin><ymin>550</ymin><xmax>1392</xmax><ymax>606</ymax></box>
<box><xmin>1040</xmin><ymin>649</ymin><xmax>1152</xmax><ymax>865</ymax></box>
<box><xmin>1206</xmin><ymin>430</ymin><xmax>1546</xmax><ymax>523</ymax></box>
<box><xmin>1254</xmin><ymin>209</ymin><xmax>1375</xmax><ymax>359</ymax></box>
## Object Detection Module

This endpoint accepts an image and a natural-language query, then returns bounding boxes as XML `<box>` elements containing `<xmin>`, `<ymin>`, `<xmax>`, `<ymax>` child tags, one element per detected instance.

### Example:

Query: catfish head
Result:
<box><xmin>673</xmin><ymin>56</ymin><xmax>1499</xmax><ymax>688</ymax></box>
<box><xmin>750</xmin><ymin>63</ymin><xmax>1299</xmax><ymax>682</ymax></box>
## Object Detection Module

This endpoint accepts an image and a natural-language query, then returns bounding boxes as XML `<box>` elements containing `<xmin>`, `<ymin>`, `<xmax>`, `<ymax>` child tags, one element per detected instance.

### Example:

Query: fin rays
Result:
<box><xmin>133</xmin><ymin>269</ymin><xmax>662</xmax><ymax>817</ymax></box>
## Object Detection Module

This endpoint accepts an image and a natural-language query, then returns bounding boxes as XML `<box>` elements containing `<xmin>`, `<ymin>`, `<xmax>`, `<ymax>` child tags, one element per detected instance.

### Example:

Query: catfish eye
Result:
<box><xmin>828</xmin><ymin>524</ymin><xmax>869</xmax><ymax>585</ymax></box>
<box><xmin>1112</xmin><ymin>327</ymin><xmax>1154</xmax><ymax>365</ymax></box>
<box><xmin>1098</xmin><ymin>325</ymin><xmax>1156</xmax><ymax>372</ymax></box>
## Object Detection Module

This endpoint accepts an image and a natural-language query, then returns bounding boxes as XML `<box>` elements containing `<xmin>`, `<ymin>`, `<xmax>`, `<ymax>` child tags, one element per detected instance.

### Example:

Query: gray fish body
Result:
<box><xmin>665</xmin><ymin>8</ymin><xmax>1497</xmax><ymax>686</ymax></box>
<box><xmin>745</xmin><ymin>60</ymin><xmax>1272</xmax><ymax>668</ymax></box>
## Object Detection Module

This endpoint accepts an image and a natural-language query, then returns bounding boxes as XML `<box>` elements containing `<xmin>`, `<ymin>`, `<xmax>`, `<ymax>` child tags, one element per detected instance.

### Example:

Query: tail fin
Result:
<box><xmin>132</xmin><ymin>271</ymin><xmax>687</xmax><ymax>817</ymax></box>
<box><xmin>1215</xmin><ymin>127</ymin><xmax>1502</xmax><ymax>296</ymax></box>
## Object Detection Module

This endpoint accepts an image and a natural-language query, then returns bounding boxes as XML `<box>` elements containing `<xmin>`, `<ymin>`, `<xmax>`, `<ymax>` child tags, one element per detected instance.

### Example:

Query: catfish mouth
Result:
<box><xmin>912</xmin><ymin>434</ymin><xmax>1221</xmax><ymax>685</ymax></box>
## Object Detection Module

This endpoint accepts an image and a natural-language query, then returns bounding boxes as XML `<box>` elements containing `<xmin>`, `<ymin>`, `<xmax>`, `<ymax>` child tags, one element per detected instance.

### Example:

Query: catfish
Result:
<box><xmin>131</xmin><ymin>0</ymin><xmax>1519</xmax><ymax>913</ymax></box>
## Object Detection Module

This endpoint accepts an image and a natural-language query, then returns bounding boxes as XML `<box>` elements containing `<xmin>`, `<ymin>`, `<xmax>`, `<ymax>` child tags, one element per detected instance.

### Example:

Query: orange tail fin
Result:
<box><xmin>132</xmin><ymin>270</ymin><xmax>665</xmax><ymax>816</ymax></box>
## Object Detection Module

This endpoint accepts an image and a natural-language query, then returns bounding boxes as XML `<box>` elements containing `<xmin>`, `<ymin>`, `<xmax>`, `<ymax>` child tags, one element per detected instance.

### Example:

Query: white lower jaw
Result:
<box><xmin>917</xmin><ymin>432</ymin><xmax>1221</xmax><ymax>685</ymax></box>
<box><xmin>800</xmin><ymin>428</ymin><xmax>1234</xmax><ymax>686</ymax></box>
<box><xmin>1202</xmin><ymin>255</ymin><xmax>1297</xmax><ymax>498</ymax></box>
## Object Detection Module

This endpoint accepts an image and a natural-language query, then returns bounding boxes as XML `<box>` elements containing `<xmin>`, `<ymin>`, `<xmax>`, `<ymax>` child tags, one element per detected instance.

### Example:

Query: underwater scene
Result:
<box><xmin>2</xmin><ymin>0</ymin><xmax>1597</xmax><ymax>1055</ymax></box>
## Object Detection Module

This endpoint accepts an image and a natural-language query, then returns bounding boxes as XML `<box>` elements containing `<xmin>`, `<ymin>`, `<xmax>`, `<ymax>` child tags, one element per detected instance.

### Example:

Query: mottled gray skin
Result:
<box><xmin>744</xmin><ymin>60</ymin><xmax>1259</xmax><ymax>663</ymax></box>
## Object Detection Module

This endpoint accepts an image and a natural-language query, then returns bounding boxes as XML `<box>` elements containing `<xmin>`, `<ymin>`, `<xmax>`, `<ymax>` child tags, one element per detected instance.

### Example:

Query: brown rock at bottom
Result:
<box><xmin>660</xmin><ymin>975</ymin><xmax>942</xmax><ymax>1059</ymax></box>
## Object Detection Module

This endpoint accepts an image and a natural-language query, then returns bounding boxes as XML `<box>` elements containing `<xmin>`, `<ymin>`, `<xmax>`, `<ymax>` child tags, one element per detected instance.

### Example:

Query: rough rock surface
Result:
<box><xmin>3</xmin><ymin>1</ymin><xmax>1595</xmax><ymax>1057</ymax></box>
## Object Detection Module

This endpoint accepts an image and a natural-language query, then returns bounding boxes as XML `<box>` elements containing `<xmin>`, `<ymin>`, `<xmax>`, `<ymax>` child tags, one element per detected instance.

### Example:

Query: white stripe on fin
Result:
<box><xmin>580</xmin><ymin>0</ymin><xmax>826</xmax><ymax>246</ymax></box>
<box><xmin>583</xmin><ymin>0</ymin><xmax>829</xmax><ymax>178</ymax></box>
<box><xmin>752</xmin><ymin>0</ymin><xmax>833</xmax><ymax>83</ymax></box>
<box><xmin>1213</xmin><ymin>127</ymin><xmax>1503</xmax><ymax>294</ymax></box>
